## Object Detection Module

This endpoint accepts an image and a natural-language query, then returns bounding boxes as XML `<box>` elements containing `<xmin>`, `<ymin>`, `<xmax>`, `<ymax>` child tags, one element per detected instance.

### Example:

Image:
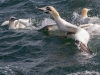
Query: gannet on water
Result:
<box><xmin>79</xmin><ymin>8</ymin><xmax>91</xmax><ymax>24</ymax></box>
<box><xmin>1</xmin><ymin>16</ymin><xmax>33</xmax><ymax>29</ymax></box>
<box><xmin>75</xmin><ymin>8</ymin><xmax>100</xmax><ymax>25</ymax></box>
<box><xmin>38</xmin><ymin>6</ymin><xmax>92</xmax><ymax>54</ymax></box>
<box><xmin>79</xmin><ymin>8</ymin><xmax>100</xmax><ymax>34</ymax></box>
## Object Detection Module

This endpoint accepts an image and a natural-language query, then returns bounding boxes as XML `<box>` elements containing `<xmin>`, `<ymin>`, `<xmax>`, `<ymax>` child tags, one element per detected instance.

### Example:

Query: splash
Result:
<box><xmin>37</xmin><ymin>18</ymin><xmax>57</xmax><ymax>30</ymax></box>
<box><xmin>67</xmin><ymin>70</ymin><xmax>100</xmax><ymax>75</ymax></box>
<box><xmin>85</xmin><ymin>24</ymin><xmax>100</xmax><ymax>36</ymax></box>
<box><xmin>41</xmin><ymin>18</ymin><xmax>56</xmax><ymax>27</ymax></box>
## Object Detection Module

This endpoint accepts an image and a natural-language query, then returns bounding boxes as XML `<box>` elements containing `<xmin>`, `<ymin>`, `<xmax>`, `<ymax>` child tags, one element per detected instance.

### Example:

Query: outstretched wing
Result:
<box><xmin>1</xmin><ymin>20</ymin><xmax>9</xmax><ymax>26</ymax></box>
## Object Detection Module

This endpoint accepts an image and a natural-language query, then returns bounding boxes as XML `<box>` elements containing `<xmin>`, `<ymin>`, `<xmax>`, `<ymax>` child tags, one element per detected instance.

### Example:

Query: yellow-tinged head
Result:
<box><xmin>38</xmin><ymin>6</ymin><xmax>60</xmax><ymax>18</ymax></box>
<box><xmin>82</xmin><ymin>8</ymin><xmax>91</xmax><ymax>18</ymax></box>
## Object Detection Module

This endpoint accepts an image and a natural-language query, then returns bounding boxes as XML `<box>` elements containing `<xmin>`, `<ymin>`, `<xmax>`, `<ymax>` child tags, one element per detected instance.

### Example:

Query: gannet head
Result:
<box><xmin>38</xmin><ymin>6</ymin><xmax>60</xmax><ymax>18</ymax></box>
<box><xmin>9</xmin><ymin>16</ymin><xmax>17</xmax><ymax>21</ymax></box>
<box><xmin>82</xmin><ymin>8</ymin><xmax>91</xmax><ymax>18</ymax></box>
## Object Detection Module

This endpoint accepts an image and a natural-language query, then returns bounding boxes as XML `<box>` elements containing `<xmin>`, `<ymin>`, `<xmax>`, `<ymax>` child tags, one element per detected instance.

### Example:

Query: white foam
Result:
<box><xmin>67</xmin><ymin>71</ymin><xmax>100</xmax><ymax>75</ymax></box>
<box><xmin>79</xmin><ymin>52</ymin><xmax>97</xmax><ymax>59</ymax></box>
<box><xmin>72</xmin><ymin>12</ymin><xmax>80</xmax><ymax>20</ymax></box>
<box><xmin>85</xmin><ymin>24</ymin><xmax>100</xmax><ymax>36</ymax></box>
<box><xmin>72</xmin><ymin>11</ymin><xmax>100</xmax><ymax>25</ymax></box>
<box><xmin>0</xmin><ymin>64</ymin><xmax>14</xmax><ymax>75</ymax></box>
<box><xmin>36</xmin><ymin>18</ymin><xmax>57</xmax><ymax>30</ymax></box>
<box><xmin>41</xmin><ymin>18</ymin><xmax>56</xmax><ymax>27</ymax></box>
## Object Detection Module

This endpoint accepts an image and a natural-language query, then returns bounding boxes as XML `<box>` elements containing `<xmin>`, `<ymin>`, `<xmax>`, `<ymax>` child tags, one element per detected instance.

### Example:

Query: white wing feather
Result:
<box><xmin>1</xmin><ymin>20</ymin><xmax>9</xmax><ymax>26</ymax></box>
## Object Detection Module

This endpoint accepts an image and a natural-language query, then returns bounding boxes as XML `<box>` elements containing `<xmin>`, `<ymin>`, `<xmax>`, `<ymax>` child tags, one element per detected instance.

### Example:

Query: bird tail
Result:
<box><xmin>75</xmin><ymin>40</ymin><xmax>92</xmax><ymax>55</ymax></box>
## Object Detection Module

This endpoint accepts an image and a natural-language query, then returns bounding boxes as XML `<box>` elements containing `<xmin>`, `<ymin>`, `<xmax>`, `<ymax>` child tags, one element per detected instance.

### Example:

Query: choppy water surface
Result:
<box><xmin>0</xmin><ymin>0</ymin><xmax>100</xmax><ymax>75</ymax></box>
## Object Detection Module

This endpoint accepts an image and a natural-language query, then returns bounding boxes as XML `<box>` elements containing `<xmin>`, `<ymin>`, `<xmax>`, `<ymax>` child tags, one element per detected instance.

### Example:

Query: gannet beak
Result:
<box><xmin>35</xmin><ymin>5</ymin><xmax>45</xmax><ymax>11</ymax></box>
<box><xmin>37</xmin><ymin>7</ymin><xmax>49</xmax><ymax>13</ymax></box>
<box><xmin>88</xmin><ymin>8</ymin><xmax>92</xmax><ymax>11</ymax></box>
<box><xmin>38</xmin><ymin>7</ymin><xmax>46</xmax><ymax>11</ymax></box>
<box><xmin>85</xmin><ymin>8</ymin><xmax>92</xmax><ymax>11</ymax></box>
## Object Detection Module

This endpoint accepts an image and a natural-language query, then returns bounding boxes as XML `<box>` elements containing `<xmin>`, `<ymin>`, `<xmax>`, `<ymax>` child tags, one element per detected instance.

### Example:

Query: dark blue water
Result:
<box><xmin>0</xmin><ymin>0</ymin><xmax>100</xmax><ymax>75</ymax></box>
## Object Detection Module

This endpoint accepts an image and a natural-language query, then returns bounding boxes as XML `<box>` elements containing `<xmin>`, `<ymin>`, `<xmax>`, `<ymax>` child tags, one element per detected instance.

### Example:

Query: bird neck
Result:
<box><xmin>53</xmin><ymin>16</ymin><xmax>78</xmax><ymax>33</ymax></box>
<box><xmin>50</xmin><ymin>8</ymin><xmax>78</xmax><ymax>33</ymax></box>
<box><xmin>51</xmin><ymin>8</ymin><xmax>60</xmax><ymax>19</ymax></box>
<box><xmin>9</xmin><ymin>21</ymin><xmax>16</xmax><ymax>29</ymax></box>
<box><xmin>82</xmin><ymin>11</ymin><xmax>88</xmax><ymax>18</ymax></box>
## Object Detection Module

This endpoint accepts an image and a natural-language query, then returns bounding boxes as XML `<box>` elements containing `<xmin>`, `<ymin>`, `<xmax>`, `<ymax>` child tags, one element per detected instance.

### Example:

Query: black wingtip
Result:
<box><xmin>86</xmin><ymin>48</ymin><xmax>92</xmax><ymax>55</ymax></box>
<box><xmin>80</xmin><ymin>42</ymin><xmax>92</xmax><ymax>55</ymax></box>
<box><xmin>75</xmin><ymin>40</ymin><xmax>92</xmax><ymax>55</ymax></box>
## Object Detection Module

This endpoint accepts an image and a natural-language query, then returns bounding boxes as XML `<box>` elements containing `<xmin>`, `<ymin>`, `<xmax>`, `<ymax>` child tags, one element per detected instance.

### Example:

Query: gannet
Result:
<box><xmin>38</xmin><ymin>6</ymin><xmax>92</xmax><ymax>54</ymax></box>
<box><xmin>1</xmin><ymin>16</ymin><xmax>33</xmax><ymax>29</ymax></box>
<box><xmin>79</xmin><ymin>8</ymin><xmax>100</xmax><ymax>34</ymax></box>
<box><xmin>82</xmin><ymin>8</ymin><xmax>90</xmax><ymax>18</ymax></box>
<box><xmin>79</xmin><ymin>8</ymin><xmax>100</xmax><ymax>24</ymax></box>
<box><xmin>78</xmin><ymin>8</ymin><xmax>91</xmax><ymax>24</ymax></box>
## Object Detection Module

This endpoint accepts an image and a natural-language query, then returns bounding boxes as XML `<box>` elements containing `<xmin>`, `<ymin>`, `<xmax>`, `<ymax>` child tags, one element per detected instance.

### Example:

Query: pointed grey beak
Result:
<box><xmin>36</xmin><ymin>6</ymin><xmax>50</xmax><ymax>13</ymax></box>
<box><xmin>35</xmin><ymin>5</ymin><xmax>47</xmax><ymax>11</ymax></box>
<box><xmin>38</xmin><ymin>7</ymin><xmax>46</xmax><ymax>11</ymax></box>
<box><xmin>88</xmin><ymin>8</ymin><xmax>92</xmax><ymax>11</ymax></box>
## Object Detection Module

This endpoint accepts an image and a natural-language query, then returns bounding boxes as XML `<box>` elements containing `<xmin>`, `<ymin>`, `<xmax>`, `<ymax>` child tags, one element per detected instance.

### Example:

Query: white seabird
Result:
<box><xmin>79</xmin><ymin>8</ymin><xmax>100</xmax><ymax>35</ymax></box>
<box><xmin>76</xmin><ymin>8</ymin><xmax>100</xmax><ymax>25</ymax></box>
<box><xmin>38</xmin><ymin>6</ymin><xmax>92</xmax><ymax>54</ymax></box>
<box><xmin>79</xmin><ymin>8</ymin><xmax>91</xmax><ymax>24</ymax></box>
<box><xmin>1</xmin><ymin>16</ymin><xmax>33</xmax><ymax>29</ymax></box>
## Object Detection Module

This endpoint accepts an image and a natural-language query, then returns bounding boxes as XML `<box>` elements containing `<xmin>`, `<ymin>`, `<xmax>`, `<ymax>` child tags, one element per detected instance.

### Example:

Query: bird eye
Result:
<box><xmin>10</xmin><ymin>18</ymin><xmax>15</xmax><ymax>21</ymax></box>
<box><xmin>75</xmin><ymin>40</ymin><xmax>79</xmax><ymax>44</ymax></box>
<box><xmin>46</xmin><ymin>7</ymin><xmax>52</xmax><ymax>11</ymax></box>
